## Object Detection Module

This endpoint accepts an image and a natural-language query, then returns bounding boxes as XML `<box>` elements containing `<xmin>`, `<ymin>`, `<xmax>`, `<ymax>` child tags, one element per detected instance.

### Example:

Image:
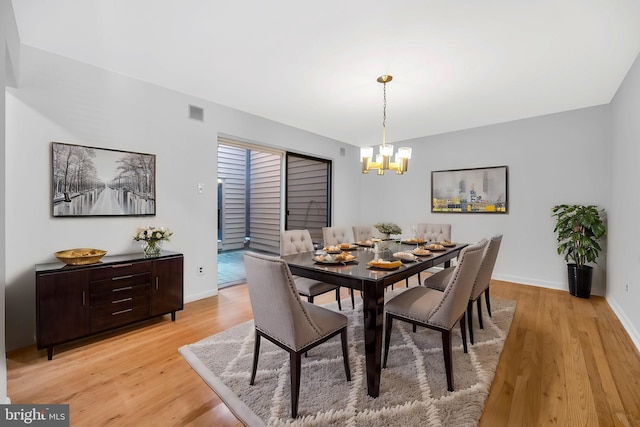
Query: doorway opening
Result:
<box><xmin>217</xmin><ymin>137</ymin><xmax>331</xmax><ymax>288</ymax></box>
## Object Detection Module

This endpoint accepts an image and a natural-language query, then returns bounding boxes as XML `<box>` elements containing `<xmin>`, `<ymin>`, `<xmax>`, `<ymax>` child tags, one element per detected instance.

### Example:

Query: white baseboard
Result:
<box><xmin>184</xmin><ymin>289</ymin><xmax>218</xmax><ymax>304</ymax></box>
<box><xmin>606</xmin><ymin>296</ymin><xmax>640</xmax><ymax>354</ymax></box>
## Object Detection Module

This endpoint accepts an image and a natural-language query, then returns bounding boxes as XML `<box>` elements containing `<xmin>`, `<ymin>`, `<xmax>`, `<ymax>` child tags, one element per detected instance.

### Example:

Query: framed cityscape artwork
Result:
<box><xmin>431</xmin><ymin>165</ymin><xmax>508</xmax><ymax>214</ymax></box>
<box><xmin>52</xmin><ymin>142</ymin><xmax>156</xmax><ymax>217</ymax></box>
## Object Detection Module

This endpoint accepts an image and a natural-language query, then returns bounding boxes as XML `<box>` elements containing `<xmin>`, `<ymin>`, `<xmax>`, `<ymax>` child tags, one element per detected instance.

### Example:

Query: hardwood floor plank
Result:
<box><xmin>539</xmin><ymin>288</ymin><xmax>570</xmax><ymax>426</ymax></box>
<box><xmin>7</xmin><ymin>280</ymin><xmax>640</xmax><ymax>426</ymax></box>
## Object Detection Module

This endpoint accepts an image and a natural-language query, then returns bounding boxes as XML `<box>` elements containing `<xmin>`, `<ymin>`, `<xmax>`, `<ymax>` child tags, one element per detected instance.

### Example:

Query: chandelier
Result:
<box><xmin>360</xmin><ymin>75</ymin><xmax>412</xmax><ymax>175</ymax></box>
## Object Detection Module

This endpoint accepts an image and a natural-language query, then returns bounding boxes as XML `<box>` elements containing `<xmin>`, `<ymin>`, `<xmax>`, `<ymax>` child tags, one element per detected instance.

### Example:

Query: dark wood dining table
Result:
<box><xmin>281</xmin><ymin>241</ymin><xmax>468</xmax><ymax>398</ymax></box>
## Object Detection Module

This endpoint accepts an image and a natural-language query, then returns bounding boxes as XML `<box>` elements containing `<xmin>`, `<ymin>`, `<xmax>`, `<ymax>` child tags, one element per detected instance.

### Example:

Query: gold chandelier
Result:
<box><xmin>360</xmin><ymin>75</ymin><xmax>412</xmax><ymax>175</ymax></box>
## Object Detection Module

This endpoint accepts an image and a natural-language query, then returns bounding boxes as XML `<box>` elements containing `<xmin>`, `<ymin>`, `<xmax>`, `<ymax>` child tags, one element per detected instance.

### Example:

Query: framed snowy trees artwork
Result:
<box><xmin>52</xmin><ymin>142</ymin><xmax>156</xmax><ymax>217</ymax></box>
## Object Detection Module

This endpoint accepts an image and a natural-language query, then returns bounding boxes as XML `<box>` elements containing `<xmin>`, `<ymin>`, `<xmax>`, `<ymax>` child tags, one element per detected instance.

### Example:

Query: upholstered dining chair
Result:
<box><xmin>417</xmin><ymin>223</ymin><xmax>452</xmax><ymax>243</ymax></box>
<box><xmin>383</xmin><ymin>239</ymin><xmax>487</xmax><ymax>391</ymax></box>
<box><xmin>243</xmin><ymin>251</ymin><xmax>351</xmax><ymax>418</ymax></box>
<box><xmin>281</xmin><ymin>229</ymin><xmax>345</xmax><ymax>310</ymax></box>
<box><xmin>423</xmin><ymin>234</ymin><xmax>503</xmax><ymax>344</ymax></box>
<box><xmin>322</xmin><ymin>226</ymin><xmax>349</xmax><ymax>246</ymax></box>
<box><xmin>321</xmin><ymin>227</ymin><xmax>356</xmax><ymax>308</ymax></box>
<box><xmin>407</xmin><ymin>223</ymin><xmax>452</xmax><ymax>285</ymax></box>
<box><xmin>352</xmin><ymin>225</ymin><xmax>373</xmax><ymax>243</ymax></box>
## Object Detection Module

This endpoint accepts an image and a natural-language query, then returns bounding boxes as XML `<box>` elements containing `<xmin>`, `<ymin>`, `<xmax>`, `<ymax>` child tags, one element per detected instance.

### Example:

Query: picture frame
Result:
<box><xmin>431</xmin><ymin>165</ymin><xmax>508</xmax><ymax>214</ymax></box>
<box><xmin>52</xmin><ymin>142</ymin><xmax>156</xmax><ymax>217</ymax></box>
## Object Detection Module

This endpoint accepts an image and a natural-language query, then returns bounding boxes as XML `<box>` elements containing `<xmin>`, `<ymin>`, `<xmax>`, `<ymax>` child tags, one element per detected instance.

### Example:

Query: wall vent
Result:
<box><xmin>189</xmin><ymin>105</ymin><xmax>204</xmax><ymax>121</ymax></box>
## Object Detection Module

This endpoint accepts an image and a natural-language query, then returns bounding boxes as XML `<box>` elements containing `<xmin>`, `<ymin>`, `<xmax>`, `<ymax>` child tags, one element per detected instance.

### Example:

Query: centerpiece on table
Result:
<box><xmin>374</xmin><ymin>222</ymin><xmax>402</xmax><ymax>240</ymax></box>
<box><xmin>373</xmin><ymin>222</ymin><xmax>402</xmax><ymax>254</ymax></box>
<box><xmin>133</xmin><ymin>226</ymin><xmax>173</xmax><ymax>257</ymax></box>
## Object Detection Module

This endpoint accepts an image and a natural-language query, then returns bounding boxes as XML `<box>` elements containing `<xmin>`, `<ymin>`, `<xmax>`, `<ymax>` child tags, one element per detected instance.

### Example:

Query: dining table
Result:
<box><xmin>280</xmin><ymin>241</ymin><xmax>469</xmax><ymax>398</ymax></box>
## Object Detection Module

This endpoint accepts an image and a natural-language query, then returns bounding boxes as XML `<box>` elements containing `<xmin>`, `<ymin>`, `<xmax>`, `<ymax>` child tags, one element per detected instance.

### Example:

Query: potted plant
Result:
<box><xmin>551</xmin><ymin>204</ymin><xmax>606</xmax><ymax>298</ymax></box>
<box><xmin>374</xmin><ymin>223</ymin><xmax>402</xmax><ymax>240</ymax></box>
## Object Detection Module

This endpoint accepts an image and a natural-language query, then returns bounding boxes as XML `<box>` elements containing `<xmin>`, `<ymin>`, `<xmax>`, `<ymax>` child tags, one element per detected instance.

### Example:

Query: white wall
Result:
<box><xmin>609</xmin><ymin>51</ymin><xmax>640</xmax><ymax>349</ymax></box>
<box><xmin>2</xmin><ymin>0</ymin><xmax>20</xmax><ymax>403</ymax></box>
<box><xmin>5</xmin><ymin>45</ymin><xmax>361</xmax><ymax>351</ymax></box>
<box><xmin>358</xmin><ymin>105</ymin><xmax>611</xmax><ymax>293</ymax></box>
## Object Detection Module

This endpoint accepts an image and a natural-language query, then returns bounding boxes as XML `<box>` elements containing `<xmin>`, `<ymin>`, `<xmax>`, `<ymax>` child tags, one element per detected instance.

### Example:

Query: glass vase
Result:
<box><xmin>142</xmin><ymin>239</ymin><xmax>163</xmax><ymax>257</ymax></box>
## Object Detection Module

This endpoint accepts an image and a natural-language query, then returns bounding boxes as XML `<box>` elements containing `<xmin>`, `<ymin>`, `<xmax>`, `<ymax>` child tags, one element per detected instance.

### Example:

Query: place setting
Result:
<box><xmin>366</xmin><ymin>258</ymin><xmax>403</xmax><ymax>270</ymax></box>
<box><xmin>313</xmin><ymin>251</ymin><xmax>358</xmax><ymax>266</ymax></box>
<box><xmin>323</xmin><ymin>243</ymin><xmax>358</xmax><ymax>253</ymax></box>
<box><xmin>392</xmin><ymin>251</ymin><xmax>418</xmax><ymax>263</ymax></box>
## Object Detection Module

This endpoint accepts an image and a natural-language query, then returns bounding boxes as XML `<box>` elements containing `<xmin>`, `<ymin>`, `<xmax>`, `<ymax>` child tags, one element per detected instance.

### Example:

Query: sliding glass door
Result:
<box><xmin>285</xmin><ymin>153</ymin><xmax>331</xmax><ymax>243</ymax></box>
<box><xmin>217</xmin><ymin>139</ymin><xmax>332</xmax><ymax>286</ymax></box>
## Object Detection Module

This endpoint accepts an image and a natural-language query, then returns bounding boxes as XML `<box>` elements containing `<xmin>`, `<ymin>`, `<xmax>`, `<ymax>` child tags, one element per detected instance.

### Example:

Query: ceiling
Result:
<box><xmin>11</xmin><ymin>0</ymin><xmax>640</xmax><ymax>146</ymax></box>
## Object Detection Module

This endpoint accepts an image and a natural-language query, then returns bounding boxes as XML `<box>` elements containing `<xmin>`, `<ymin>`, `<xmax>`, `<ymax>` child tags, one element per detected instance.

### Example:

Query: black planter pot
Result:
<box><xmin>567</xmin><ymin>264</ymin><xmax>593</xmax><ymax>298</ymax></box>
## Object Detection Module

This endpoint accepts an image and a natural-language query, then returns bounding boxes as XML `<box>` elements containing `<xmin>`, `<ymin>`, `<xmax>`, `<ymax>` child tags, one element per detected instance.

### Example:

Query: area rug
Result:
<box><xmin>179</xmin><ymin>289</ymin><xmax>516</xmax><ymax>427</ymax></box>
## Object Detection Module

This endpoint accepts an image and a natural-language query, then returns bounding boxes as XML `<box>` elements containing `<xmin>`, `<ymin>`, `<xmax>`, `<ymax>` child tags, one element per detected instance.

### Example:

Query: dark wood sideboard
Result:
<box><xmin>35</xmin><ymin>251</ymin><xmax>184</xmax><ymax>360</ymax></box>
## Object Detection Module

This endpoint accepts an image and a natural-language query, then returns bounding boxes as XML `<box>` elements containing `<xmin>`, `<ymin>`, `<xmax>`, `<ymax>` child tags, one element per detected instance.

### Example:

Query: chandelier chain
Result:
<box><xmin>382</xmin><ymin>82</ymin><xmax>387</xmax><ymax>132</ymax></box>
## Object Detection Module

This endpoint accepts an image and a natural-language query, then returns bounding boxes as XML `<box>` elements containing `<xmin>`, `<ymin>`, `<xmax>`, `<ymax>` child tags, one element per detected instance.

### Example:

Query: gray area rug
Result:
<box><xmin>179</xmin><ymin>288</ymin><xmax>516</xmax><ymax>426</ymax></box>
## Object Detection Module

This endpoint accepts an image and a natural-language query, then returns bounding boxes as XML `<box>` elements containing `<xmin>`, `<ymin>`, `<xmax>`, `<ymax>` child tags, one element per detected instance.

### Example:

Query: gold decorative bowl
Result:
<box><xmin>54</xmin><ymin>248</ymin><xmax>107</xmax><ymax>265</ymax></box>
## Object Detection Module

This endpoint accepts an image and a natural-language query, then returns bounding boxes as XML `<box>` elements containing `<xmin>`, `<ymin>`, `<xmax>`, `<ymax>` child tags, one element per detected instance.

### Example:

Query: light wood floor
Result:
<box><xmin>7</xmin><ymin>279</ymin><xmax>640</xmax><ymax>426</ymax></box>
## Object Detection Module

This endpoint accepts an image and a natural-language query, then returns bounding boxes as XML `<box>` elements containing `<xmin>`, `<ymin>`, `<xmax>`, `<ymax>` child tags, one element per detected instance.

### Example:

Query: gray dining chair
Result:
<box><xmin>423</xmin><ymin>234</ymin><xmax>503</xmax><ymax>344</ymax></box>
<box><xmin>321</xmin><ymin>227</ymin><xmax>356</xmax><ymax>308</ymax></box>
<box><xmin>281</xmin><ymin>229</ymin><xmax>345</xmax><ymax>310</ymax></box>
<box><xmin>383</xmin><ymin>239</ymin><xmax>487</xmax><ymax>391</ymax></box>
<box><xmin>417</xmin><ymin>223</ymin><xmax>452</xmax><ymax>242</ymax></box>
<box><xmin>244</xmin><ymin>251</ymin><xmax>351</xmax><ymax>418</ymax></box>
<box><xmin>408</xmin><ymin>223</ymin><xmax>452</xmax><ymax>286</ymax></box>
<box><xmin>322</xmin><ymin>226</ymin><xmax>349</xmax><ymax>246</ymax></box>
<box><xmin>352</xmin><ymin>225</ymin><xmax>373</xmax><ymax>243</ymax></box>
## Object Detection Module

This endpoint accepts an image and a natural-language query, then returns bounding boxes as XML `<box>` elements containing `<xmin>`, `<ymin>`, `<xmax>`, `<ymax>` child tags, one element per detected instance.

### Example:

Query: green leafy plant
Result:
<box><xmin>374</xmin><ymin>222</ymin><xmax>402</xmax><ymax>235</ymax></box>
<box><xmin>552</xmin><ymin>204</ymin><xmax>606</xmax><ymax>268</ymax></box>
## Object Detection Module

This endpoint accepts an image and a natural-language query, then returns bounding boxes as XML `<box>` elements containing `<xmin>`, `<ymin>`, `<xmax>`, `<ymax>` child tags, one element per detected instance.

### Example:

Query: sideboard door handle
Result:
<box><xmin>82</xmin><ymin>290</ymin><xmax>85</xmax><ymax>306</ymax></box>
<box><xmin>155</xmin><ymin>277</ymin><xmax>159</xmax><ymax>290</ymax></box>
<box><xmin>112</xmin><ymin>275</ymin><xmax>133</xmax><ymax>281</ymax></box>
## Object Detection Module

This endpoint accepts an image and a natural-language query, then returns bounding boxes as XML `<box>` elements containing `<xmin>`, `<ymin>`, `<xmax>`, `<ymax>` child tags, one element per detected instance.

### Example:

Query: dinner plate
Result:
<box><xmin>401</xmin><ymin>239</ymin><xmax>425</xmax><ymax>245</ymax></box>
<box><xmin>356</xmin><ymin>241</ymin><xmax>374</xmax><ymax>247</ymax></box>
<box><xmin>313</xmin><ymin>256</ymin><xmax>357</xmax><ymax>265</ymax></box>
<box><xmin>324</xmin><ymin>250</ymin><xmax>342</xmax><ymax>254</ymax></box>
<box><xmin>367</xmin><ymin>264</ymin><xmax>401</xmax><ymax>270</ymax></box>
<box><xmin>441</xmin><ymin>243</ymin><xmax>456</xmax><ymax>247</ymax></box>
<box><xmin>426</xmin><ymin>247</ymin><xmax>447</xmax><ymax>252</ymax></box>
<box><xmin>394</xmin><ymin>257</ymin><xmax>416</xmax><ymax>263</ymax></box>
<box><xmin>340</xmin><ymin>245</ymin><xmax>359</xmax><ymax>251</ymax></box>
<box><xmin>412</xmin><ymin>251</ymin><xmax>432</xmax><ymax>257</ymax></box>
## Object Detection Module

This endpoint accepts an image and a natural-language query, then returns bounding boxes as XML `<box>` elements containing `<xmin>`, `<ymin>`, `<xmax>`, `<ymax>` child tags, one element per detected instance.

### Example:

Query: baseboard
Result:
<box><xmin>606</xmin><ymin>296</ymin><xmax>640</xmax><ymax>354</ymax></box>
<box><xmin>184</xmin><ymin>288</ymin><xmax>218</xmax><ymax>304</ymax></box>
<box><xmin>493</xmin><ymin>273</ymin><xmax>566</xmax><ymax>291</ymax></box>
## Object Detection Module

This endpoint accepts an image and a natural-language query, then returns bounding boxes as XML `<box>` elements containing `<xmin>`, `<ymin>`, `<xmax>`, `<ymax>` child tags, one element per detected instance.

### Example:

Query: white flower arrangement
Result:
<box><xmin>133</xmin><ymin>226</ymin><xmax>173</xmax><ymax>243</ymax></box>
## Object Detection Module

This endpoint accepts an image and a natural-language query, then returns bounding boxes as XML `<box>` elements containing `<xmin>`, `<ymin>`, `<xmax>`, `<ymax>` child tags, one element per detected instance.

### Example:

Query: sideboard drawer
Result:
<box><xmin>90</xmin><ymin>261</ymin><xmax>152</xmax><ymax>281</ymax></box>
<box><xmin>90</xmin><ymin>272</ymin><xmax>151</xmax><ymax>294</ymax></box>
<box><xmin>90</xmin><ymin>283</ymin><xmax>150</xmax><ymax>306</ymax></box>
<box><xmin>91</xmin><ymin>300</ymin><xmax>151</xmax><ymax>333</ymax></box>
